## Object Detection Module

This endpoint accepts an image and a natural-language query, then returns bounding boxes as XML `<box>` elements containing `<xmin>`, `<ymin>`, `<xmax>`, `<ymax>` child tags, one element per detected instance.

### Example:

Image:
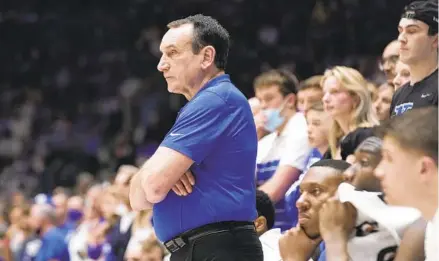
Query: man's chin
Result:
<box><xmin>300</xmin><ymin>224</ymin><xmax>320</xmax><ymax>240</ymax></box>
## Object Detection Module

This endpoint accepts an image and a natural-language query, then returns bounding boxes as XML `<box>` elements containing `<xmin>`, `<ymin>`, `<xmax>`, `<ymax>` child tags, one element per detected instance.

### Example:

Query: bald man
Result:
<box><xmin>381</xmin><ymin>40</ymin><xmax>400</xmax><ymax>84</ymax></box>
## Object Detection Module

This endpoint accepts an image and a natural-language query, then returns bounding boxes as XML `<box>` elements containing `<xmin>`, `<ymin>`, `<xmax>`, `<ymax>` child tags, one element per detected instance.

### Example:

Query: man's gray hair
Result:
<box><xmin>36</xmin><ymin>204</ymin><xmax>58</xmax><ymax>224</ymax></box>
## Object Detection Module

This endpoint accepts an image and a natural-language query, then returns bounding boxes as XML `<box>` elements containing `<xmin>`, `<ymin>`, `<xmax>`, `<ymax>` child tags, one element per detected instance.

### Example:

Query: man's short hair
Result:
<box><xmin>253</xmin><ymin>69</ymin><xmax>299</xmax><ymax>96</ymax></box>
<box><xmin>356</xmin><ymin>136</ymin><xmax>383</xmax><ymax>154</ymax></box>
<box><xmin>402</xmin><ymin>0</ymin><xmax>438</xmax><ymax>35</ymax></box>
<box><xmin>53</xmin><ymin>187</ymin><xmax>72</xmax><ymax>197</ymax></box>
<box><xmin>310</xmin><ymin>159</ymin><xmax>352</xmax><ymax>173</ymax></box>
<box><xmin>34</xmin><ymin>204</ymin><xmax>58</xmax><ymax>224</ymax></box>
<box><xmin>167</xmin><ymin>14</ymin><xmax>230</xmax><ymax>70</ymax></box>
<box><xmin>307</xmin><ymin>101</ymin><xmax>325</xmax><ymax>113</ymax></box>
<box><xmin>298</xmin><ymin>75</ymin><xmax>323</xmax><ymax>91</ymax></box>
<box><xmin>381</xmin><ymin>107</ymin><xmax>438</xmax><ymax>164</ymax></box>
<box><xmin>256</xmin><ymin>190</ymin><xmax>275</xmax><ymax>230</ymax></box>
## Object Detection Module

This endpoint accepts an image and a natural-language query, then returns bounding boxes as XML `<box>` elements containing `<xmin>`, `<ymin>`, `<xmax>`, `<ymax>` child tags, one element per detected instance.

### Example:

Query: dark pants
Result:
<box><xmin>169</xmin><ymin>224</ymin><xmax>263</xmax><ymax>261</ymax></box>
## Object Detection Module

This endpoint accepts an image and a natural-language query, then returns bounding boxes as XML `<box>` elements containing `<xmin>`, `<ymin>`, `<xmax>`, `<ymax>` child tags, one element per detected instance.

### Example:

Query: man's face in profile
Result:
<box><xmin>398</xmin><ymin>18</ymin><xmax>437</xmax><ymax>65</ymax></box>
<box><xmin>344</xmin><ymin>148</ymin><xmax>382</xmax><ymax>192</ymax></box>
<box><xmin>381</xmin><ymin>41</ymin><xmax>399</xmax><ymax>84</ymax></box>
<box><xmin>158</xmin><ymin>23</ymin><xmax>205</xmax><ymax>95</ymax></box>
<box><xmin>296</xmin><ymin>167</ymin><xmax>343</xmax><ymax>238</ymax></box>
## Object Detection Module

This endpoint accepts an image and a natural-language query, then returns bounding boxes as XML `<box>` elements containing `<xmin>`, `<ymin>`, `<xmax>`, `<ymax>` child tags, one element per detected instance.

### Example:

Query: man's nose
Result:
<box><xmin>343</xmin><ymin>165</ymin><xmax>357</xmax><ymax>183</ymax></box>
<box><xmin>322</xmin><ymin>92</ymin><xmax>330</xmax><ymax>103</ymax></box>
<box><xmin>157</xmin><ymin>58</ymin><xmax>169</xmax><ymax>72</ymax></box>
<box><xmin>397</xmin><ymin>32</ymin><xmax>406</xmax><ymax>44</ymax></box>
<box><xmin>393</xmin><ymin>75</ymin><xmax>401</xmax><ymax>87</ymax></box>
<box><xmin>374</xmin><ymin>162</ymin><xmax>385</xmax><ymax>180</ymax></box>
<box><xmin>296</xmin><ymin>194</ymin><xmax>309</xmax><ymax>211</ymax></box>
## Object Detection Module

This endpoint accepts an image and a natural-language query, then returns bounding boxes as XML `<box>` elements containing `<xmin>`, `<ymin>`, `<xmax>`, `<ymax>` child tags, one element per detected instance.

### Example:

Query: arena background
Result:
<box><xmin>0</xmin><ymin>0</ymin><xmax>412</xmax><ymax>198</ymax></box>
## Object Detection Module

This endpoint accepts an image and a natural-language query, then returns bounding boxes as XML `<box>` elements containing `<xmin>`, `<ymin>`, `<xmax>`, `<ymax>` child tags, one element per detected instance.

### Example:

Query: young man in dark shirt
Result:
<box><xmin>390</xmin><ymin>0</ymin><xmax>438</xmax><ymax>117</ymax></box>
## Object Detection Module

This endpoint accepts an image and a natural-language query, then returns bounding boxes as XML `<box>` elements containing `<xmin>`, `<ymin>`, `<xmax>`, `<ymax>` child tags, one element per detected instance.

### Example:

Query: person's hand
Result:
<box><xmin>172</xmin><ymin>170</ymin><xmax>195</xmax><ymax>196</ymax></box>
<box><xmin>319</xmin><ymin>197</ymin><xmax>357</xmax><ymax>243</ymax></box>
<box><xmin>279</xmin><ymin>225</ymin><xmax>321</xmax><ymax>261</ymax></box>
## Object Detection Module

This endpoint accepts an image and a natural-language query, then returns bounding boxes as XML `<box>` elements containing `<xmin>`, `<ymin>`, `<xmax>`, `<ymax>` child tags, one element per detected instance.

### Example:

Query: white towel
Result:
<box><xmin>337</xmin><ymin>183</ymin><xmax>421</xmax><ymax>261</ymax></box>
<box><xmin>425</xmin><ymin>209</ymin><xmax>438</xmax><ymax>261</ymax></box>
<box><xmin>260</xmin><ymin>228</ymin><xmax>283</xmax><ymax>261</ymax></box>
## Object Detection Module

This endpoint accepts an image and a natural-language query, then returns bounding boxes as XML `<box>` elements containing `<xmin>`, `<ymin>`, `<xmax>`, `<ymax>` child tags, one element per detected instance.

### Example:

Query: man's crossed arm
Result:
<box><xmin>129</xmin><ymin>146</ymin><xmax>195</xmax><ymax>210</ymax></box>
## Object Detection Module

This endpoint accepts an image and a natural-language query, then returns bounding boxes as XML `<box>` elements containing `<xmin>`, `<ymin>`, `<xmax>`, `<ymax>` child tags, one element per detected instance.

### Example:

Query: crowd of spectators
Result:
<box><xmin>0</xmin><ymin>0</ymin><xmax>432</xmax><ymax>260</ymax></box>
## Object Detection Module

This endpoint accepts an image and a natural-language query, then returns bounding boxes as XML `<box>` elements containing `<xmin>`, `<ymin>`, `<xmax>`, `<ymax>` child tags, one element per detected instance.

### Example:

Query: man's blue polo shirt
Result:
<box><xmin>153</xmin><ymin>74</ymin><xmax>258</xmax><ymax>242</ymax></box>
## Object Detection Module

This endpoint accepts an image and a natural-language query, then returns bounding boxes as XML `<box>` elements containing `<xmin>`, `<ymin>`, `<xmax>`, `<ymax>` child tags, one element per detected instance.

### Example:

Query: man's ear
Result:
<box><xmin>200</xmin><ymin>46</ymin><xmax>216</xmax><ymax>70</ymax></box>
<box><xmin>419</xmin><ymin>156</ymin><xmax>437</xmax><ymax>184</ymax></box>
<box><xmin>254</xmin><ymin>216</ymin><xmax>267</xmax><ymax>235</ymax></box>
<box><xmin>285</xmin><ymin>93</ymin><xmax>296</xmax><ymax>109</ymax></box>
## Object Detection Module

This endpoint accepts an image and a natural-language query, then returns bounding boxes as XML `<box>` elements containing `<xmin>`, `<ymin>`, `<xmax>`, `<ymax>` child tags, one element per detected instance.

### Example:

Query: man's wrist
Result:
<box><xmin>324</xmin><ymin>238</ymin><xmax>349</xmax><ymax>261</ymax></box>
<box><xmin>321</xmin><ymin>229</ymin><xmax>348</xmax><ymax>243</ymax></box>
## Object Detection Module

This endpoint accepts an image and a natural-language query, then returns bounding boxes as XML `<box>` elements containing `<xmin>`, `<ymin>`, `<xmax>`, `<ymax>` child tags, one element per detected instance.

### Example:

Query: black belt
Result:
<box><xmin>164</xmin><ymin>221</ymin><xmax>255</xmax><ymax>253</ymax></box>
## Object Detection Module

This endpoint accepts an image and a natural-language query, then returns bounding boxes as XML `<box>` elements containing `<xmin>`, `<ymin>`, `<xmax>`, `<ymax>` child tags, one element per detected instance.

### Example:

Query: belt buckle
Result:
<box><xmin>165</xmin><ymin>237</ymin><xmax>187</xmax><ymax>253</ymax></box>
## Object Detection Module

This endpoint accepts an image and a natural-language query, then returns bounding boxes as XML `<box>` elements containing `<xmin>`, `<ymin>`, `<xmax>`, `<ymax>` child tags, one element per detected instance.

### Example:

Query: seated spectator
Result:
<box><xmin>297</xmin><ymin>75</ymin><xmax>324</xmax><ymax>112</ymax></box>
<box><xmin>124</xmin><ymin>210</ymin><xmax>154</xmax><ymax>261</ymax></box>
<box><xmin>68</xmin><ymin>184</ymin><xmax>103</xmax><ymax>261</ymax></box>
<box><xmin>373</xmin><ymin>83</ymin><xmax>394</xmax><ymax>122</ymax></box>
<box><xmin>66</xmin><ymin>196</ymin><xmax>84</xmax><ymax>229</ymax></box>
<box><xmin>7</xmin><ymin>204</ymin><xmax>31</xmax><ymax>260</ymax></box>
<box><xmin>52</xmin><ymin>191</ymin><xmax>76</xmax><ymax>241</ymax></box>
<box><xmin>22</xmin><ymin>204</ymin><xmax>70</xmax><ymax>261</ymax></box>
<box><xmin>284</xmin><ymin>102</ymin><xmax>331</xmax><ymax>227</ymax></box>
<box><xmin>140</xmin><ymin>238</ymin><xmax>167</xmax><ymax>261</ymax></box>
<box><xmin>254</xmin><ymin>190</ymin><xmax>281</xmax><ymax>261</ymax></box>
<box><xmin>254</xmin><ymin>69</ymin><xmax>311</xmax><ymax>231</ymax></box>
<box><xmin>379</xmin><ymin>40</ymin><xmax>400</xmax><ymax>85</ymax></box>
<box><xmin>280</xmin><ymin>159</ymin><xmax>419</xmax><ymax>261</ymax></box>
<box><xmin>392</xmin><ymin>60</ymin><xmax>411</xmax><ymax>90</ymax></box>
<box><xmin>366</xmin><ymin>82</ymin><xmax>379</xmax><ymax>103</ymax></box>
<box><xmin>343</xmin><ymin>136</ymin><xmax>383</xmax><ymax>192</ymax></box>
<box><xmin>375</xmin><ymin>107</ymin><xmax>438</xmax><ymax>261</ymax></box>
<box><xmin>321</xmin><ymin>66</ymin><xmax>379</xmax><ymax>161</ymax></box>
<box><xmin>342</xmin><ymin>136</ymin><xmax>426</xmax><ymax>261</ymax></box>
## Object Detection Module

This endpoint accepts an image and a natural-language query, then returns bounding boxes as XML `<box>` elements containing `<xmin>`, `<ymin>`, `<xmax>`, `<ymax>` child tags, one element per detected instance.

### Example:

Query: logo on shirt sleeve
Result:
<box><xmin>394</xmin><ymin>102</ymin><xmax>413</xmax><ymax>116</ymax></box>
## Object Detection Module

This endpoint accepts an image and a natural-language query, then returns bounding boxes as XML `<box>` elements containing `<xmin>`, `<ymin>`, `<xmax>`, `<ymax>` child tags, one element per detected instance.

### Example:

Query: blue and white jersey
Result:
<box><xmin>256</xmin><ymin>112</ymin><xmax>311</xmax><ymax>231</ymax></box>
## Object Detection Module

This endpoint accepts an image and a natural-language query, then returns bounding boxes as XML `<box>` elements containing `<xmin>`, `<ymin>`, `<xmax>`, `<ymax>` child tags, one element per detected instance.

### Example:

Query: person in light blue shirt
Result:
<box><xmin>129</xmin><ymin>14</ymin><xmax>263</xmax><ymax>261</ymax></box>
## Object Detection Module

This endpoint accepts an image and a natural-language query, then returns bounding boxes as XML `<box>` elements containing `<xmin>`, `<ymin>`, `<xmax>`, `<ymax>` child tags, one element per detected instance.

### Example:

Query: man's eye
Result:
<box><xmin>360</xmin><ymin>160</ymin><xmax>370</xmax><ymax>167</ymax></box>
<box><xmin>168</xmin><ymin>50</ymin><xmax>177</xmax><ymax>56</ymax></box>
<box><xmin>311</xmin><ymin>188</ymin><xmax>321</xmax><ymax>196</ymax></box>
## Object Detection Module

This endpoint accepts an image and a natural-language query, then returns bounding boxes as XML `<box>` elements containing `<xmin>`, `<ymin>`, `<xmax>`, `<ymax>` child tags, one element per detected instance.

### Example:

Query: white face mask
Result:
<box><xmin>114</xmin><ymin>204</ymin><xmax>129</xmax><ymax>216</ymax></box>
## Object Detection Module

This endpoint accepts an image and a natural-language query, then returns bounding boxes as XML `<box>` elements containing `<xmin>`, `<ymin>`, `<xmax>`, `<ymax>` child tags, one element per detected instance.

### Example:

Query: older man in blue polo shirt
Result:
<box><xmin>129</xmin><ymin>14</ymin><xmax>263</xmax><ymax>261</ymax></box>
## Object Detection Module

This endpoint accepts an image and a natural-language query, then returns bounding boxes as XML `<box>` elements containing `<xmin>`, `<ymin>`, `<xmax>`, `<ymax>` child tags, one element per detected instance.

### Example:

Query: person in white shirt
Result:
<box><xmin>255</xmin><ymin>190</ymin><xmax>282</xmax><ymax>261</ymax></box>
<box><xmin>375</xmin><ymin>107</ymin><xmax>438</xmax><ymax>261</ymax></box>
<box><xmin>253</xmin><ymin>69</ymin><xmax>311</xmax><ymax>231</ymax></box>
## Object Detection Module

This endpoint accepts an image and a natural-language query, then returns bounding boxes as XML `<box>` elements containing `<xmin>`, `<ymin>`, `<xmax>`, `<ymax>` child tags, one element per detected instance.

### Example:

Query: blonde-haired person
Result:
<box><xmin>374</xmin><ymin>83</ymin><xmax>395</xmax><ymax>122</ymax></box>
<box><xmin>393</xmin><ymin>60</ymin><xmax>411</xmax><ymax>91</ymax></box>
<box><xmin>124</xmin><ymin>210</ymin><xmax>155</xmax><ymax>260</ymax></box>
<box><xmin>321</xmin><ymin>66</ymin><xmax>379</xmax><ymax>161</ymax></box>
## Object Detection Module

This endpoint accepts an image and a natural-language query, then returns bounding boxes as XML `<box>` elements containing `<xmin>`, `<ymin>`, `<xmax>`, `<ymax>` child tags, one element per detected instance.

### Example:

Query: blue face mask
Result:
<box><xmin>67</xmin><ymin>209</ymin><xmax>83</xmax><ymax>222</ymax></box>
<box><xmin>263</xmin><ymin>101</ymin><xmax>287</xmax><ymax>133</ymax></box>
<box><xmin>263</xmin><ymin>108</ymin><xmax>285</xmax><ymax>133</ymax></box>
